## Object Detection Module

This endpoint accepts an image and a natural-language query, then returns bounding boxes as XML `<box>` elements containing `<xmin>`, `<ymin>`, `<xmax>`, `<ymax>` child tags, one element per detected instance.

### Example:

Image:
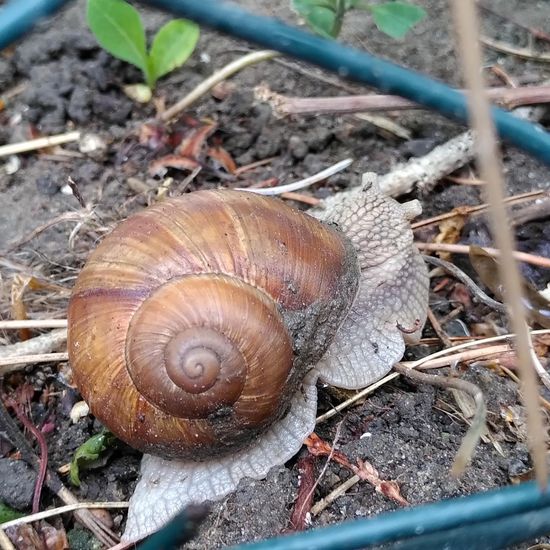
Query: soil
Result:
<box><xmin>1</xmin><ymin>0</ymin><xmax>550</xmax><ymax>549</ymax></box>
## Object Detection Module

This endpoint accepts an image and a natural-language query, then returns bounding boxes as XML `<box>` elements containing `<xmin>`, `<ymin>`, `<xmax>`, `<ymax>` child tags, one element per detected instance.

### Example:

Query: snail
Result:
<box><xmin>67</xmin><ymin>178</ymin><xmax>428</xmax><ymax>540</ymax></box>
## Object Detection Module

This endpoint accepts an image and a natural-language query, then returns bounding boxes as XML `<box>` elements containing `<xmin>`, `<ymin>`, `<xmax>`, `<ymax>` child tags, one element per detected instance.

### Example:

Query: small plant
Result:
<box><xmin>292</xmin><ymin>0</ymin><xmax>426</xmax><ymax>39</ymax></box>
<box><xmin>87</xmin><ymin>0</ymin><xmax>199</xmax><ymax>91</ymax></box>
<box><xmin>69</xmin><ymin>431</ymin><xmax>115</xmax><ymax>487</ymax></box>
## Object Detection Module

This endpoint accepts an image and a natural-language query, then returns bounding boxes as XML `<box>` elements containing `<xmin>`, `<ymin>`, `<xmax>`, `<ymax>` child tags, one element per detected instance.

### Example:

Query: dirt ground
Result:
<box><xmin>1</xmin><ymin>0</ymin><xmax>550</xmax><ymax>548</ymax></box>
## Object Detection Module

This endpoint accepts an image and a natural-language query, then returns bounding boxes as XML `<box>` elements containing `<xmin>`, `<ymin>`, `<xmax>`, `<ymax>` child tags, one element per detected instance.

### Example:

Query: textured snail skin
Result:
<box><xmin>68</xmin><ymin>183</ymin><xmax>428</xmax><ymax>542</ymax></box>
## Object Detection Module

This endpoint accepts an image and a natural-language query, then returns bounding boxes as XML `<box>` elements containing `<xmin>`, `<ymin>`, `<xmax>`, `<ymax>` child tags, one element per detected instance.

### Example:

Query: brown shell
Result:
<box><xmin>68</xmin><ymin>190</ymin><xmax>359</xmax><ymax>458</ymax></box>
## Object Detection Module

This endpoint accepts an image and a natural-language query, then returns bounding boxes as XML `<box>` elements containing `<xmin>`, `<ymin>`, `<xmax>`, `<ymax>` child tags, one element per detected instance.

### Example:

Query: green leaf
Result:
<box><xmin>370</xmin><ymin>2</ymin><xmax>426</xmax><ymax>39</ymax></box>
<box><xmin>148</xmin><ymin>19</ymin><xmax>200</xmax><ymax>86</ymax></box>
<box><xmin>70</xmin><ymin>431</ymin><xmax>115</xmax><ymax>487</ymax></box>
<box><xmin>292</xmin><ymin>0</ymin><xmax>343</xmax><ymax>38</ymax></box>
<box><xmin>86</xmin><ymin>0</ymin><xmax>148</xmax><ymax>74</ymax></box>
<box><xmin>0</xmin><ymin>501</ymin><xmax>24</xmax><ymax>523</ymax></box>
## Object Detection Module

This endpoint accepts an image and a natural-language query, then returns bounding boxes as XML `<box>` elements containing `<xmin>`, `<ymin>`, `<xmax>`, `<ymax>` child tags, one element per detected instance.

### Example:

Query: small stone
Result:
<box><xmin>79</xmin><ymin>134</ymin><xmax>107</xmax><ymax>155</ymax></box>
<box><xmin>4</xmin><ymin>155</ymin><xmax>20</xmax><ymax>175</ymax></box>
<box><xmin>0</xmin><ymin>459</ymin><xmax>36</xmax><ymax>510</ymax></box>
<box><xmin>288</xmin><ymin>136</ymin><xmax>308</xmax><ymax>160</ymax></box>
<box><xmin>70</xmin><ymin>401</ymin><xmax>90</xmax><ymax>423</ymax></box>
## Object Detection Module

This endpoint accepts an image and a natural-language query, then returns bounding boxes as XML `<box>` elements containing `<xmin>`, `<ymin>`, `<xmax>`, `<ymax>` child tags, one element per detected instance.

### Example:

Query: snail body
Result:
<box><xmin>68</xmin><ymin>182</ymin><xmax>428</xmax><ymax>540</ymax></box>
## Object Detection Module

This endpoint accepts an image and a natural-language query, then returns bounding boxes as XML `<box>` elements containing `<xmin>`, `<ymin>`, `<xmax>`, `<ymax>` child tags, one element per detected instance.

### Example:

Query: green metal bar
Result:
<box><xmin>141</xmin><ymin>0</ymin><xmax>550</xmax><ymax>167</ymax></box>
<box><xmin>231</xmin><ymin>481</ymin><xmax>550</xmax><ymax>549</ymax></box>
<box><xmin>0</xmin><ymin>0</ymin><xmax>74</xmax><ymax>50</ymax></box>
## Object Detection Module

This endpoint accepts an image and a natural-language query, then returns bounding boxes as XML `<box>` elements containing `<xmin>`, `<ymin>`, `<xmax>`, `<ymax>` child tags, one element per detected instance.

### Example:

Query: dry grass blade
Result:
<box><xmin>236</xmin><ymin>158</ymin><xmax>352</xmax><ymax>195</ymax></box>
<box><xmin>317</xmin><ymin>330</ymin><xmax>550</xmax><ymax>424</ymax></box>
<box><xmin>0</xmin><ymin>131</ymin><xmax>80</xmax><ymax>157</ymax></box>
<box><xmin>316</xmin><ymin>372</ymin><xmax>400</xmax><ymax>424</ymax></box>
<box><xmin>0</xmin><ymin>502</ymin><xmax>129</xmax><ymax>530</ymax></box>
<box><xmin>3</xmin><ymin>211</ymin><xmax>89</xmax><ymax>253</ymax></box>
<box><xmin>480</xmin><ymin>35</ymin><xmax>550</xmax><ymax>63</ymax></box>
<box><xmin>310</xmin><ymin>475</ymin><xmax>361</xmax><ymax>516</ymax></box>
<box><xmin>412</xmin><ymin>190</ymin><xmax>548</xmax><ymax>230</ymax></box>
<box><xmin>451</xmin><ymin>0</ymin><xmax>547</xmax><ymax>487</ymax></box>
<box><xmin>160</xmin><ymin>50</ymin><xmax>279</xmax><ymax>122</ymax></box>
<box><xmin>0</xmin><ymin>529</ymin><xmax>15</xmax><ymax>550</ymax></box>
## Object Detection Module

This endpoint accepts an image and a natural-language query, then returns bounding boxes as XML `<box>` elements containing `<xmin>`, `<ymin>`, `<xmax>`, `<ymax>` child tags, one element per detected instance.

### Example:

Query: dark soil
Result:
<box><xmin>1</xmin><ymin>0</ymin><xmax>550</xmax><ymax>549</ymax></box>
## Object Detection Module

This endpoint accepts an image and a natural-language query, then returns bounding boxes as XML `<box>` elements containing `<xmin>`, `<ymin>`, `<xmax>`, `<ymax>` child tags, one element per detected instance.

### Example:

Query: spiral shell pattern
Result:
<box><xmin>68</xmin><ymin>190</ymin><xmax>358</xmax><ymax>458</ymax></box>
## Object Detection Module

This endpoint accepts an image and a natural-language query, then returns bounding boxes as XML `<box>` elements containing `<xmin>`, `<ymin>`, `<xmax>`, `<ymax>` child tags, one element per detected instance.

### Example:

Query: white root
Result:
<box><xmin>236</xmin><ymin>158</ymin><xmax>353</xmax><ymax>195</ymax></box>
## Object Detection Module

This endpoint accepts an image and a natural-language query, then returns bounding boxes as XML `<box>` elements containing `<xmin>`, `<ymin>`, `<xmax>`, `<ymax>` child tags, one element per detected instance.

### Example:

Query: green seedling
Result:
<box><xmin>292</xmin><ymin>0</ymin><xmax>426</xmax><ymax>39</ymax></box>
<box><xmin>69</xmin><ymin>431</ymin><xmax>115</xmax><ymax>487</ymax></box>
<box><xmin>87</xmin><ymin>0</ymin><xmax>200</xmax><ymax>91</ymax></box>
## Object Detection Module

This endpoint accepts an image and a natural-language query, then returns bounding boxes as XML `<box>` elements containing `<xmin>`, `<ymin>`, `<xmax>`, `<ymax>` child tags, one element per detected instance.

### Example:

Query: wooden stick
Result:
<box><xmin>0</xmin><ymin>320</ymin><xmax>68</xmax><ymax>330</ymax></box>
<box><xmin>0</xmin><ymin>131</ymin><xmax>80</xmax><ymax>157</ymax></box>
<box><xmin>415</xmin><ymin>242</ymin><xmax>550</xmax><ymax>269</ymax></box>
<box><xmin>256</xmin><ymin>85</ymin><xmax>550</xmax><ymax>116</ymax></box>
<box><xmin>0</xmin><ymin>353</ymin><xmax>69</xmax><ymax>373</ymax></box>
<box><xmin>160</xmin><ymin>50</ymin><xmax>279</xmax><ymax>122</ymax></box>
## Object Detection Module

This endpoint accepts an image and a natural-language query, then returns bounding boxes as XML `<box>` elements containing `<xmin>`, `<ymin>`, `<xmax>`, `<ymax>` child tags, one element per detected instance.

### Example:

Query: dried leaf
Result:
<box><xmin>449</xmin><ymin>282</ymin><xmax>472</xmax><ymax>309</ymax></box>
<box><xmin>6</xmin><ymin>524</ymin><xmax>46</xmax><ymax>550</ymax></box>
<box><xmin>176</xmin><ymin>123</ymin><xmax>216</xmax><ymax>159</ymax></box>
<box><xmin>304</xmin><ymin>433</ymin><xmax>408</xmax><ymax>507</ymax></box>
<box><xmin>435</xmin><ymin>216</ymin><xmax>465</xmax><ymax>261</ymax></box>
<box><xmin>37</xmin><ymin>521</ymin><xmax>69</xmax><ymax>550</ymax></box>
<box><xmin>148</xmin><ymin>155</ymin><xmax>200</xmax><ymax>177</ymax></box>
<box><xmin>207</xmin><ymin>146</ymin><xmax>237</xmax><ymax>174</ymax></box>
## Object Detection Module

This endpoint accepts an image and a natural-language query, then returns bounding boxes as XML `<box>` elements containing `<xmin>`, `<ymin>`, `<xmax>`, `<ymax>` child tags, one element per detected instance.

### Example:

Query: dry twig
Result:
<box><xmin>423</xmin><ymin>254</ymin><xmax>507</xmax><ymax>313</ymax></box>
<box><xmin>480</xmin><ymin>35</ymin><xmax>550</xmax><ymax>63</ymax></box>
<box><xmin>0</xmin><ymin>132</ymin><xmax>80</xmax><ymax>157</ymax></box>
<box><xmin>0</xmin><ymin>502</ymin><xmax>128</xmax><ymax>530</ymax></box>
<box><xmin>159</xmin><ymin>50</ymin><xmax>279</xmax><ymax>122</ymax></box>
<box><xmin>256</xmin><ymin>85</ymin><xmax>550</xmax><ymax>116</ymax></box>
<box><xmin>416</xmin><ymin>242</ymin><xmax>550</xmax><ymax>269</ymax></box>
<box><xmin>394</xmin><ymin>364</ymin><xmax>486</xmax><ymax>476</ymax></box>
<box><xmin>0</xmin><ymin>320</ymin><xmax>68</xmax><ymax>330</ymax></box>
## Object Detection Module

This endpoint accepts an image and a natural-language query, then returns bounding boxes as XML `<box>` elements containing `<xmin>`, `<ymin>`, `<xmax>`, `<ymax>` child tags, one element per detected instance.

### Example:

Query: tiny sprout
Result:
<box><xmin>86</xmin><ymin>0</ymin><xmax>199</xmax><ymax>93</ymax></box>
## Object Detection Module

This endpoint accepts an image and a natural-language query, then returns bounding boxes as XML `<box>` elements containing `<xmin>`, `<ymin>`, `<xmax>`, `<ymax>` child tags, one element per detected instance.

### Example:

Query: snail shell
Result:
<box><xmin>68</xmin><ymin>189</ymin><xmax>359</xmax><ymax>459</ymax></box>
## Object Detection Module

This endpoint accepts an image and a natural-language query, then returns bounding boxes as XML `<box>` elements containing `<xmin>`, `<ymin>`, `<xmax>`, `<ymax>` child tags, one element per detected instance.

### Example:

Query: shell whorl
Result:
<box><xmin>68</xmin><ymin>190</ymin><xmax>359</xmax><ymax>459</ymax></box>
<box><xmin>125</xmin><ymin>274</ymin><xmax>293</xmax><ymax>424</ymax></box>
